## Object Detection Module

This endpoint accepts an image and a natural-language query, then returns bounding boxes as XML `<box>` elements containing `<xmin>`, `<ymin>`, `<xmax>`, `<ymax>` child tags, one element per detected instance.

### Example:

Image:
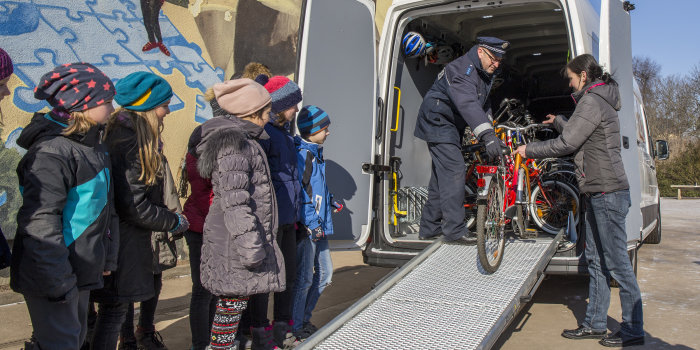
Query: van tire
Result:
<box><xmin>643</xmin><ymin>205</ymin><xmax>661</xmax><ymax>244</ymax></box>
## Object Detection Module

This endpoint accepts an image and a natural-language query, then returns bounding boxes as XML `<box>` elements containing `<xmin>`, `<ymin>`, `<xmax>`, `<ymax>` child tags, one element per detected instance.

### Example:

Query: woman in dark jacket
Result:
<box><xmin>196</xmin><ymin>78</ymin><xmax>285</xmax><ymax>350</ymax></box>
<box><xmin>12</xmin><ymin>63</ymin><xmax>119</xmax><ymax>350</ymax></box>
<box><xmin>514</xmin><ymin>54</ymin><xmax>644</xmax><ymax>347</ymax></box>
<box><xmin>248</xmin><ymin>74</ymin><xmax>303</xmax><ymax>348</ymax></box>
<box><xmin>182</xmin><ymin>121</ymin><xmax>218</xmax><ymax>350</ymax></box>
<box><xmin>91</xmin><ymin>72</ymin><xmax>189</xmax><ymax>350</ymax></box>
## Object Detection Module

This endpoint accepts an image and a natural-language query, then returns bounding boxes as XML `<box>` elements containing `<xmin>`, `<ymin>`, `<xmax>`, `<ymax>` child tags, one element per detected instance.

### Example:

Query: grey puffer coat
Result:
<box><xmin>526</xmin><ymin>80</ymin><xmax>629</xmax><ymax>194</ymax></box>
<box><xmin>196</xmin><ymin>114</ymin><xmax>285</xmax><ymax>297</ymax></box>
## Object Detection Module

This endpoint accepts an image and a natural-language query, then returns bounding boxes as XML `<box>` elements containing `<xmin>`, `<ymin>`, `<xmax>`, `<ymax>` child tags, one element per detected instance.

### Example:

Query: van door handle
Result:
<box><xmin>391</xmin><ymin>86</ymin><xmax>401</xmax><ymax>132</ymax></box>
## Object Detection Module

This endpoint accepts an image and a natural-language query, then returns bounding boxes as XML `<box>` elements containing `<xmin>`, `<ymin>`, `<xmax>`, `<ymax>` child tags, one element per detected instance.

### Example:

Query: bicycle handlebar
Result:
<box><xmin>495</xmin><ymin>123</ymin><xmax>550</xmax><ymax>132</ymax></box>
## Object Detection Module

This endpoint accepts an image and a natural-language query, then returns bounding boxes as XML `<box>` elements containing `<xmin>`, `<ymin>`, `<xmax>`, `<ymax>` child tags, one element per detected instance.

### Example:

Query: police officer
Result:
<box><xmin>414</xmin><ymin>36</ymin><xmax>509</xmax><ymax>243</ymax></box>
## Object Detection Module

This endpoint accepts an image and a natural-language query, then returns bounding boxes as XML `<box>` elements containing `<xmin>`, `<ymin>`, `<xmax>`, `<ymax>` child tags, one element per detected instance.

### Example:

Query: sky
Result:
<box><xmin>591</xmin><ymin>0</ymin><xmax>700</xmax><ymax>77</ymax></box>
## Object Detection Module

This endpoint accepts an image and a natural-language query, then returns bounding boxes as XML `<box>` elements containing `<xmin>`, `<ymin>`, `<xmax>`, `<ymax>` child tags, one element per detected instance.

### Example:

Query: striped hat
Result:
<box><xmin>258</xmin><ymin>75</ymin><xmax>302</xmax><ymax>114</ymax></box>
<box><xmin>297</xmin><ymin>105</ymin><xmax>330</xmax><ymax>136</ymax></box>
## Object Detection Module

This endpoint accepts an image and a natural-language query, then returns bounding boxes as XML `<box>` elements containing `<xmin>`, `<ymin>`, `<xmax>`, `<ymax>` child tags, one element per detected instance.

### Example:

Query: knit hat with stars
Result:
<box><xmin>34</xmin><ymin>63</ymin><xmax>115</xmax><ymax>113</ymax></box>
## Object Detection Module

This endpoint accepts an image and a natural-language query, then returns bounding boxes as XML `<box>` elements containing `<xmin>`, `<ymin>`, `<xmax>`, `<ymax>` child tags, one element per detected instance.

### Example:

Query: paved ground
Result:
<box><xmin>1</xmin><ymin>198</ymin><xmax>698</xmax><ymax>349</ymax></box>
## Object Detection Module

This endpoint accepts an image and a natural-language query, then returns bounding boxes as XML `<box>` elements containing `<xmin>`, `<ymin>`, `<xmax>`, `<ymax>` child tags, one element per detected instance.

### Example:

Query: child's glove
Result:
<box><xmin>309</xmin><ymin>226</ymin><xmax>325</xmax><ymax>242</ymax></box>
<box><xmin>332</xmin><ymin>201</ymin><xmax>344</xmax><ymax>213</ymax></box>
<box><xmin>169</xmin><ymin>213</ymin><xmax>190</xmax><ymax>235</ymax></box>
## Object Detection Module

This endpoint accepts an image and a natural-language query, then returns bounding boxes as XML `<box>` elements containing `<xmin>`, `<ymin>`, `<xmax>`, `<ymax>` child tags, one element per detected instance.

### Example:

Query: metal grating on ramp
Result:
<box><xmin>307</xmin><ymin>238</ymin><xmax>558</xmax><ymax>350</ymax></box>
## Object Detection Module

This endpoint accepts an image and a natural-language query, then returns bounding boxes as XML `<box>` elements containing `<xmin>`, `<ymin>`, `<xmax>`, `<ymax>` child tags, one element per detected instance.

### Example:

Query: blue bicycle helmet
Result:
<box><xmin>402</xmin><ymin>31</ymin><xmax>426</xmax><ymax>58</ymax></box>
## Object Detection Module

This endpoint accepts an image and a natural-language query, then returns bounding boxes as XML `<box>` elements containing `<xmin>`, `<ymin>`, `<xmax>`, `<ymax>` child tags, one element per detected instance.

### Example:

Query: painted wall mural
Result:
<box><xmin>0</xmin><ymin>0</ymin><xmax>302</xmax><ymax>240</ymax></box>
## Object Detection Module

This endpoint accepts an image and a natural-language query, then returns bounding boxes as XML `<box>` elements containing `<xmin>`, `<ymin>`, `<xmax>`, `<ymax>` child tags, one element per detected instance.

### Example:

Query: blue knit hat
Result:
<box><xmin>297</xmin><ymin>105</ymin><xmax>330</xmax><ymax>136</ymax></box>
<box><xmin>257</xmin><ymin>75</ymin><xmax>302</xmax><ymax>114</ymax></box>
<box><xmin>114</xmin><ymin>71</ymin><xmax>173</xmax><ymax>111</ymax></box>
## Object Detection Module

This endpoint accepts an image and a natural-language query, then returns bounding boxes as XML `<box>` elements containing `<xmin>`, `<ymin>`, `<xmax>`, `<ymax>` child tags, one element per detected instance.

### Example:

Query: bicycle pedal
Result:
<box><xmin>523</xmin><ymin>228</ymin><xmax>538</xmax><ymax>239</ymax></box>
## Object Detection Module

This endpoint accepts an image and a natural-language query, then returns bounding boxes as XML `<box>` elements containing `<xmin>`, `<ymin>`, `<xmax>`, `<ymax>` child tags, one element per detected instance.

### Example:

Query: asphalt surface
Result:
<box><xmin>0</xmin><ymin>198</ymin><xmax>698</xmax><ymax>349</ymax></box>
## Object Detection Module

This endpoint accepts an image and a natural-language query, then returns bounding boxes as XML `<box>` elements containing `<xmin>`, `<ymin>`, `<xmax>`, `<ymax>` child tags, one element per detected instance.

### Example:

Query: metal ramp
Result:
<box><xmin>298</xmin><ymin>234</ymin><xmax>561</xmax><ymax>350</ymax></box>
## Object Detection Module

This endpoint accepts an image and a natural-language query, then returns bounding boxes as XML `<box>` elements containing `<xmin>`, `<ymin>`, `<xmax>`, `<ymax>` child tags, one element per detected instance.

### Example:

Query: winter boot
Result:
<box><xmin>235</xmin><ymin>330</ymin><xmax>252</xmax><ymax>350</ymax></box>
<box><xmin>118</xmin><ymin>335</ymin><xmax>139</xmax><ymax>350</ymax></box>
<box><xmin>250</xmin><ymin>326</ymin><xmax>278</xmax><ymax>350</ymax></box>
<box><xmin>273</xmin><ymin>321</ymin><xmax>301</xmax><ymax>349</ymax></box>
<box><xmin>135</xmin><ymin>326</ymin><xmax>168</xmax><ymax>349</ymax></box>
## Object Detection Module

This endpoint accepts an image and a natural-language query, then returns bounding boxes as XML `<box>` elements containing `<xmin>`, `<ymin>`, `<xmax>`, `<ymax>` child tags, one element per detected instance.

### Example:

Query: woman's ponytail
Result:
<box><xmin>601</xmin><ymin>72</ymin><xmax>617</xmax><ymax>85</ymax></box>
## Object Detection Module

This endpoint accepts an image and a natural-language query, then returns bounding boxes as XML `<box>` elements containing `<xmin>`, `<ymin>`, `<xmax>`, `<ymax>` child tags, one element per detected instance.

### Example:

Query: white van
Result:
<box><xmin>295</xmin><ymin>0</ymin><xmax>667</xmax><ymax>273</ymax></box>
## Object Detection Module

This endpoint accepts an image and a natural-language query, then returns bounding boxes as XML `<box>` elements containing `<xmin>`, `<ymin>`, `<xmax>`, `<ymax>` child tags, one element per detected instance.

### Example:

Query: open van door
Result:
<box><xmin>296</xmin><ymin>0</ymin><xmax>377</xmax><ymax>245</ymax></box>
<box><xmin>599</xmin><ymin>0</ymin><xmax>643</xmax><ymax>243</ymax></box>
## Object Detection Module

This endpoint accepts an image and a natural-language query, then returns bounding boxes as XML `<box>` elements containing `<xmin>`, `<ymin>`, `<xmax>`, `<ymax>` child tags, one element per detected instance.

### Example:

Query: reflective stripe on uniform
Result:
<box><xmin>472</xmin><ymin>122</ymin><xmax>493</xmax><ymax>137</ymax></box>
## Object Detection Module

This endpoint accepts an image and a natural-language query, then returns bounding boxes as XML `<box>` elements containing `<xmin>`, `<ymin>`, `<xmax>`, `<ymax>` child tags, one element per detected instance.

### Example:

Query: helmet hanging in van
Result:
<box><xmin>402</xmin><ymin>31</ymin><xmax>426</xmax><ymax>58</ymax></box>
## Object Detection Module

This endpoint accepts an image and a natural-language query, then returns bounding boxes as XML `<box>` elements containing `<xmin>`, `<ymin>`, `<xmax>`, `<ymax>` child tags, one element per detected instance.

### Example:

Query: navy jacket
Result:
<box><xmin>295</xmin><ymin>136</ymin><xmax>334</xmax><ymax>235</ymax></box>
<box><xmin>11</xmin><ymin>112</ymin><xmax>119</xmax><ymax>299</ymax></box>
<box><xmin>415</xmin><ymin>46</ymin><xmax>496</xmax><ymax>145</ymax></box>
<box><xmin>259</xmin><ymin>117</ymin><xmax>302</xmax><ymax>226</ymax></box>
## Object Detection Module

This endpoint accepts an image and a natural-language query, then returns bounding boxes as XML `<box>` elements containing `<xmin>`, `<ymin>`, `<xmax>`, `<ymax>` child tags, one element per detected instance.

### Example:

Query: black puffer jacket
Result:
<box><xmin>11</xmin><ymin>112</ymin><xmax>119</xmax><ymax>299</ymax></box>
<box><xmin>92</xmin><ymin>112</ymin><xmax>179</xmax><ymax>303</ymax></box>
<box><xmin>526</xmin><ymin>80</ymin><xmax>629</xmax><ymax>193</ymax></box>
<box><xmin>197</xmin><ymin>114</ymin><xmax>285</xmax><ymax>297</ymax></box>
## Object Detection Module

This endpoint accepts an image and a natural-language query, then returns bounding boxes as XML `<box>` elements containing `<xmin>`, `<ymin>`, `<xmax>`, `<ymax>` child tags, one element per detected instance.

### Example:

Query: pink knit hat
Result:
<box><xmin>0</xmin><ymin>48</ymin><xmax>13</xmax><ymax>81</ymax></box>
<box><xmin>213</xmin><ymin>78</ymin><xmax>271</xmax><ymax>117</ymax></box>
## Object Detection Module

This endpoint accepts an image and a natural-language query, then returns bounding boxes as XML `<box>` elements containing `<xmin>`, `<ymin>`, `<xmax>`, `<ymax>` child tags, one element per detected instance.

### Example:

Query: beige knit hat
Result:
<box><xmin>212</xmin><ymin>78</ymin><xmax>271</xmax><ymax>117</ymax></box>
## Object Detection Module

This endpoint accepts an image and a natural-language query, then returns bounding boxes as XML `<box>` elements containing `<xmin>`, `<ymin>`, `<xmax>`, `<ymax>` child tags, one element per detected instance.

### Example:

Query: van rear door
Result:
<box><xmin>599</xmin><ymin>0</ymin><xmax>643</xmax><ymax>243</ymax></box>
<box><xmin>296</xmin><ymin>0</ymin><xmax>377</xmax><ymax>244</ymax></box>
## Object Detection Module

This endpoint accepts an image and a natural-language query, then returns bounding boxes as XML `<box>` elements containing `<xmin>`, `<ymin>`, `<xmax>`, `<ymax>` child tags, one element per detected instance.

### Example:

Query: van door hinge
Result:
<box><xmin>361</xmin><ymin>162</ymin><xmax>391</xmax><ymax>174</ymax></box>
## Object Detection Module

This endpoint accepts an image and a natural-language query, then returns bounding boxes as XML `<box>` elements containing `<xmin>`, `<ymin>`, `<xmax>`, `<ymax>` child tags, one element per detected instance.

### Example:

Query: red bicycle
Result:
<box><xmin>472</xmin><ymin>123</ymin><xmax>579</xmax><ymax>273</ymax></box>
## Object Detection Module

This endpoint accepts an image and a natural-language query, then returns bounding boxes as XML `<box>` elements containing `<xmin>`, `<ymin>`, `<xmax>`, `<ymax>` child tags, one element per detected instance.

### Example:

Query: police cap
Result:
<box><xmin>476</xmin><ymin>37</ymin><xmax>510</xmax><ymax>58</ymax></box>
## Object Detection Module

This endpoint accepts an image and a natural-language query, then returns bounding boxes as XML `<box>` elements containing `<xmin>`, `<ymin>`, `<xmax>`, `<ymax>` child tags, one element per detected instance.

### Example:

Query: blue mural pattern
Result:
<box><xmin>0</xmin><ymin>0</ymin><xmax>225</xmax><ymax>123</ymax></box>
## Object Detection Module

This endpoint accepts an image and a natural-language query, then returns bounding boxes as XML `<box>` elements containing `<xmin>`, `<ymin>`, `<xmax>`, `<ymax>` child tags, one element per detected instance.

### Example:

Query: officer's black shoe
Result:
<box><xmin>561</xmin><ymin>325</ymin><xmax>607</xmax><ymax>340</ymax></box>
<box><xmin>447</xmin><ymin>232</ymin><xmax>477</xmax><ymax>245</ymax></box>
<box><xmin>598</xmin><ymin>331</ymin><xmax>645</xmax><ymax>347</ymax></box>
<box><xmin>418</xmin><ymin>234</ymin><xmax>439</xmax><ymax>240</ymax></box>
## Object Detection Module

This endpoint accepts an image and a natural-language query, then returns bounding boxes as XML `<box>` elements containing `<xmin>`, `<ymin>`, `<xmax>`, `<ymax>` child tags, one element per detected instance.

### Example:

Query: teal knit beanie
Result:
<box><xmin>114</xmin><ymin>71</ymin><xmax>173</xmax><ymax>111</ymax></box>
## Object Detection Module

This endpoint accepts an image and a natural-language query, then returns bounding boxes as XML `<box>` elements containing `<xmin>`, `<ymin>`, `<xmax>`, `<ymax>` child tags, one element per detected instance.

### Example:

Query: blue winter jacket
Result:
<box><xmin>259</xmin><ymin>118</ymin><xmax>302</xmax><ymax>226</ymax></box>
<box><xmin>295</xmin><ymin>136</ymin><xmax>334</xmax><ymax>235</ymax></box>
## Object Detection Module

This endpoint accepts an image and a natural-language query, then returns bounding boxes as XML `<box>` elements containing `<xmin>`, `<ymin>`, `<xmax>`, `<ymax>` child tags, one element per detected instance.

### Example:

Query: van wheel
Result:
<box><xmin>610</xmin><ymin>245</ymin><xmax>638</xmax><ymax>288</ymax></box>
<box><xmin>643</xmin><ymin>205</ymin><xmax>661</xmax><ymax>244</ymax></box>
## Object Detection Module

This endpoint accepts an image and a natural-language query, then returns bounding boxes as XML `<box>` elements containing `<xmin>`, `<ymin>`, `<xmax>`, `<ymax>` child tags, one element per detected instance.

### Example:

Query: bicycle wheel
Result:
<box><xmin>476</xmin><ymin>175</ymin><xmax>506</xmax><ymax>273</ymax></box>
<box><xmin>529</xmin><ymin>180</ymin><xmax>579</xmax><ymax>234</ymax></box>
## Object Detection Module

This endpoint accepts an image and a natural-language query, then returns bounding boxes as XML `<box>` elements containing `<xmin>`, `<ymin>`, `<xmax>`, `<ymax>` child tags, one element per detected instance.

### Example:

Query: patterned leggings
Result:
<box><xmin>210</xmin><ymin>296</ymin><xmax>249</xmax><ymax>350</ymax></box>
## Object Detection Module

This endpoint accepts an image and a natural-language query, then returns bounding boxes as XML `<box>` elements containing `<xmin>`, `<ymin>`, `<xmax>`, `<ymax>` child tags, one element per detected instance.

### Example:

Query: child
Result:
<box><xmin>292</xmin><ymin>105</ymin><xmax>342</xmax><ymax>340</ymax></box>
<box><xmin>249</xmin><ymin>75</ymin><xmax>303</xmax><ymax>348</ymax></box>
<box><xmin>91</xmin><ymin>71</ymin><xmax>189</xmax><ymax>349</ymax></box>
<box><xmin>0</xmin><ymin>47</ymin><xmax>13</xmax><ymax>269</ymax></box>
<box><xmin>11</xmin><ymin>63</ymin><xmax>119</xmax><ymax>350</ymax></box>
<box><xmin>196</xmin><ymin>78</ymin><xmax>285</xmax><ymax>350</ymax></box>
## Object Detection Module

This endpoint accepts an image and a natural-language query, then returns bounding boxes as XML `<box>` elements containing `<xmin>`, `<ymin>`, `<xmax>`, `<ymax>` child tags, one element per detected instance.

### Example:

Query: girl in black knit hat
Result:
<box><xmin>10</xmin><ymin>62</ymin><xmax>119</xmax><ymax>350</ymax></box>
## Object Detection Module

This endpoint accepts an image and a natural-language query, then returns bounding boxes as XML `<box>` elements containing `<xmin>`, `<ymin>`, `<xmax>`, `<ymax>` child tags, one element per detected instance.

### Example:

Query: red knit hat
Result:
<box><xmin>0</xmin><ymin>48</ymin><xmax>13</xmax><ymax>81</ymax></box>
<box><xmin>257</xmin><ymin>75</ymin><xmax>302</xmax><ymax>114</ymax></box>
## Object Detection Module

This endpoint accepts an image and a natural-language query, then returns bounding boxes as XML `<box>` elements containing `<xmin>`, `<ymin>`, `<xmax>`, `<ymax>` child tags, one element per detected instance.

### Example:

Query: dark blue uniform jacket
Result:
<box><xmin>414</xmin><ymin>46</ymin><xmax>496</xmax><ymax>145</ymax></box>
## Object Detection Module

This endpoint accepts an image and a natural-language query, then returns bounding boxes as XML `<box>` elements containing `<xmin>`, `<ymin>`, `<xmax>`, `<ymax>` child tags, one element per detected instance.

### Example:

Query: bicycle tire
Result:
<box><xmin>477</xmin><ymin>176</ymin><xmax>506</xmax><ymax>274</ymax></box>
<box><xmin>529</xmin><ymin>180</ymin><xmax>579</xmax><ymax>234</ymax></box>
